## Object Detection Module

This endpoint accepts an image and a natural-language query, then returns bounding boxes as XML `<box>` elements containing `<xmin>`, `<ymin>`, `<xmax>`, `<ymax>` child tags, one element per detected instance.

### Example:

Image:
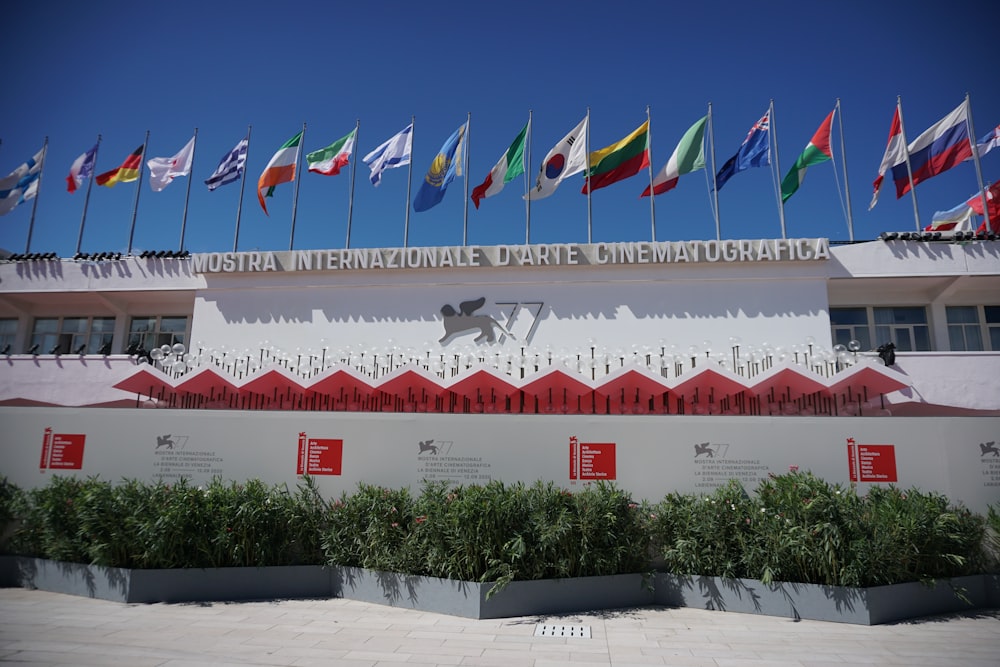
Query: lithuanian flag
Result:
<box><xmin>582</xmin><ymin>121</ymin><xmax>649</xmax><ymax>193</ymax></box>
<box><xmin>96</xmin><ymin>146</ymin><xmax>144</xmax><ymax>187</ymax></box>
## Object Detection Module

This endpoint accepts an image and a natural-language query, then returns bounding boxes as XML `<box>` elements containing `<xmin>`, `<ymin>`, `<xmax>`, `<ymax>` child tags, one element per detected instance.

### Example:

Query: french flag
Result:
<box><xmin>891</xmin><ymin>100</ymin><xmax>972</xmax><ymax>199</ymax></box>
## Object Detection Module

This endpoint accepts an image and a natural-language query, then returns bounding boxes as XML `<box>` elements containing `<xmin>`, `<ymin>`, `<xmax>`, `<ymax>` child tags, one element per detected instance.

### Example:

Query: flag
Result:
<box><xmin>642</xmin><ymin>116</ymin><xmax>706</xmax><ymax>198</ymax></box>
<box><xmin>96</xmin><ymin>146</ymin><xmax>143</xmax><ymax>187</ymax></box>
<box><xmin>413</xmin><ymin>122</ymin><xmax>467</xmax><ymax>212</ymax></box>
<box><xmin>363</xmin><ymin>124</ymin><xmax>412</xmax><ymax>186</ymax></box>
<box><xmin>0</xmin><ymin>146</ymin><xmax>46</xmax><ymax>216</ymax></box>
<box><xmin>870</xmin><ymin>105</ymin><xmax>905</xmax><ymax>210</ymax></box>
<box><xmin>966</xmin><ymin>124</ymin><xmax>999</xmax><ymax>161</ymax></box>
<box><xmin>925</xmin><ymin>202</ymin><xmax>974</xmax><ymax>232</ymax></box>
<box><xmin>307</xmin><ymin>129</ymin><xmax>356</xmax><ymax>176</ymax></box>
<box><xmin>471</xmin><ymin>122</ymin><xmax>527</xmax><ymax>209</ymax></box>
<box><xmin>780</xmin><ymin>110</ymin><xmax>835</xmax><ymax>202</ymax></box>
<box><xmin>147</xmin><ymin>136</ymin><xmax>195</xmax><ymax>192</ymax></box>
<box><xmin>715</xmin><ymin>109</ymin><xmax>770</xmax><ymax>191</ymax></box>
<box><xmin>66</xmin><ymin>144</ymin><xmax>98</xmax><ymax>193</ymax></box>
<box><xmin>970</xmin><ymin>181</ymin><xmax>1000</xmax><ymax>224</ymax></box>
<box><xmin>582</xmin><ymin>121</ymin><xmax>650</xmax><ymax>193</ymax></box>
<box><xmin>890</xmin><ymin>100</ymin><xmax>971</xmax><ymax>198</ymax></box>
<box><xmin>257</xmin><ymin>131</ymin><xmax>302</xmax><ymax>215</ymax></box>
<box><xmin>205</xmin><ymin>137</ymin><xmax>249</xmax><ymax>191</ymax></box>
<box><xmin>526</xmin><ymin>116</ymin><xmax>588</xmax><ymax>201</ymax></box>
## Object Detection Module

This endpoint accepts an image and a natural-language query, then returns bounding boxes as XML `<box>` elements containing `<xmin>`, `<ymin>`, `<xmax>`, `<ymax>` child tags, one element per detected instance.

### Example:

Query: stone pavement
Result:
<box><xmin>0</xmin><ymin>588</ymin><xmax>997</xmax><ymax>666</ymax></box>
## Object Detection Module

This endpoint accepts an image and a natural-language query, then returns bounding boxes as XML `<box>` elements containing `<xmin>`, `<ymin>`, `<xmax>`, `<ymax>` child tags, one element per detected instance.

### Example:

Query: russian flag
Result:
<box><xmin>891</xmin><ymin>100</ymin><xmax>972</xmax><ymax>198</ymax></box>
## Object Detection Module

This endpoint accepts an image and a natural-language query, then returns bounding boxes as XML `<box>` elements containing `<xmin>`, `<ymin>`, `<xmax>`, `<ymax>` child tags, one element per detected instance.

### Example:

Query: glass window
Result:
<box><xmin>30</xmin><ymin>316</ymin><xmax>117</xmax><ymax>354</ymax></box>
<box><xmin>0</xmin><ymin>318</ymin><xmax>17</xmax><ymax>354</ymax></box>
<box><xmin>984</xmin><ymin>306</ymin><xmax>1000</xmax><ymax>351</ymax></box>
<box><xmin>946</xmin><ymin>306</ymin><xmax>983</xmax><ymax>351</ymax></box>
<box><xmin>830</xmin><ymin>307</ymin><xmax>871</xmax><ymax>351</ymax></box>
<box><xmin>128</xmin><ymin>316</ymin><xmax>188</xmax><ymax>353</ymax></box>
<box><xmin>873</xmin><ymin>307</ymin><xmax>930</xmax><ymax>352</ymax></box>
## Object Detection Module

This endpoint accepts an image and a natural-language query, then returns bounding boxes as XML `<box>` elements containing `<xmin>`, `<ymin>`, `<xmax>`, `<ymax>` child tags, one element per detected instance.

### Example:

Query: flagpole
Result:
<box><xmin>585</xmin><ymin>107</ymin><xmax>592</xmax><ymax>244</ymax></box>
<box><xmin>965</xmin><ymin>93</ymin><xmax>993</xmax><ymax>233</ymax></box>
<box><xmin>463</xmin><ymin>111</ymin><xmax>471</xmax><ymax>246</ymax></box>
<box><xmin>76</xmin><ymin>134</ymin><xmax>101</xmax><ymax>255</ymax></box>
<box><xmin>233</xmin><ymin>125</ymin><xmax>251</xmax><ymax>252</ymax></box>
<box><xmin>769</xmin><ymin>100</ymin><xmax>787</xmax><ymax>239</ymax></box>
<box><xmin>178</xmin><ymin>128</ymin><xmax>197</xmax><ymax>251</ymax></box>
<box><xmin>895</xmin><ymin>96</ymin><xmax>921</xmax><ymax>231</ymax></box>
<box><xmin>404</xmin><ymin>115</ymin><xmax>414</xmax><ymax>247</ymax></box>
<box><xmin>289</xmin><ymin>122</ymin><xmax>306</xmax><ymax>251</ymax></box>
<box><xmin>836</xmin><ymin>99</ymin><xmax>856</xmax><ymax>242</ymax></box>
<box><xmin>24</xmin><ymin>136</ymin><xmax>48</xmax><ymax>254</ymax></box>
<box><xmin>346</xmin><ymin>119</ymin><xmax>359</xmax><ymax>248</ymax></box>
<box><xmin>525</xmin><ymin>110</ymin><xmax>532</xmax><ymax>244</ymax></box>
<box><xmin>707</xmin><ymin>102</ymin><xmax>721</xmax><ymax>240</ymax></box>
<box><xmin>127</xmin><ymin>130</ymin><xmax>150</xmax><ymax>255</ymax></box>
<box><xmin>646</xmin><ymin>105</ymin><xmax>657</xmax><ymax>241</ymax></box>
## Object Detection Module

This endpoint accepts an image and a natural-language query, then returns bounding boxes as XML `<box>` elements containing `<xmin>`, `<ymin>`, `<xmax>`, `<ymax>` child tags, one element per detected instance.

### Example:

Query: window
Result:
<box><xmin>29</xmin><ymin>316</ymin><xmax>116</xmax><ymax>355</ymax></box>
<box><xmin>873</xmin><ymin>307</ymin><xmax>930</xmax><ymax>352</ymax></box>
<box><xmin>829</xmin><ymin>307</ymin><xmax>871</xmax><ymax>351</ymax></box>
<box><xmin>0</xmin><ymin>318</ymin><xmax>17</xmax><ymax>354</ymax></box>
<box><xmin>128</xmin><ymin>316</ymin><xmax>188</xmax><ymax>352</ymax></box>
<box><xmin>987</xmin><ymin>307</ymin><xmax>1000</xmax><ymax>351</ymax></box>
<box><xmin>946</xmin><ymin>306</ymin><xmax>983</xmax><ymax>351</ymax></box>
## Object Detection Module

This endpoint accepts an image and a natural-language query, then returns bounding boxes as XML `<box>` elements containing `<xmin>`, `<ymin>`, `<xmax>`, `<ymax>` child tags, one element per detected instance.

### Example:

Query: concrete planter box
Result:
<box><xmin>654</xmin><ymin>572</ymin><xmax>991</xmax><ymax>625</ymax></box>
<box><xmin>2</xmin><ymin>557</ymin><xmax>994</xmax><ymax>623</ymax></box>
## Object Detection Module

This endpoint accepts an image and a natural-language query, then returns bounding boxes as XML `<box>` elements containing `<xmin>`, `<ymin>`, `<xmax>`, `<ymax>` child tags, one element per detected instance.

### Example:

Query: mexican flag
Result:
<box><xmin>781</xmin><ymin>110</ymin><xmax>834</xmax><ymax>202</ymax></box>
<box><xmin>257</xmin><ymin>131</ymin><xmax>303</xmax><ymax>215</ymax></box>
<box><xmin>307</xmin><ymin>129</ymin><xmax>356</xmax><ymax>176</ymax></box>
<box><xmin>471</xmin><ymin>122</ymin><xmax>527</xmax><ymax>208</ymax></box>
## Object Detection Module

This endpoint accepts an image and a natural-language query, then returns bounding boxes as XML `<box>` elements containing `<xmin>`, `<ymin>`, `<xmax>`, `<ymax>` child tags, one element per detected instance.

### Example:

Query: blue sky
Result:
<box><xmin>1</xmin><ymin>1</ymin><xmax>997</xmax><ymax>257</ymax></box>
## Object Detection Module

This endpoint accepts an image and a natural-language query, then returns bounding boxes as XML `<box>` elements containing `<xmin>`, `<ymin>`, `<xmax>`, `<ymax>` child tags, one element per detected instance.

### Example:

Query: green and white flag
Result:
<box><xmin>307</xmin><ymin>129</ymin><xmax>356</xmax><ymax>176</ymax></box>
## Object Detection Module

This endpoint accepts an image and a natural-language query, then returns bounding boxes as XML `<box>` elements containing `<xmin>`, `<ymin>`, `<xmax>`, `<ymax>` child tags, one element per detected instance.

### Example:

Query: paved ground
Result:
<box><xmin>0</xmin><ymin>588</ymin><xmax>997</xmax><ymax>666</ymax></box>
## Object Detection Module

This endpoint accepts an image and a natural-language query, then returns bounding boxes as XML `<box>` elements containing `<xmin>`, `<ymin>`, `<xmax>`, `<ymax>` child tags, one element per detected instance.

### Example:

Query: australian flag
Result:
<box><xmin>715</xmin><ymin>110</ymin><xmax>771</xmax><ymax>191</ymax></box>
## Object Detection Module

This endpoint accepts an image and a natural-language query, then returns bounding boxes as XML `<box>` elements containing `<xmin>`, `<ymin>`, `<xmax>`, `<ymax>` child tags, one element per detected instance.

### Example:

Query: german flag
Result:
<box><xmin>96</xmin><ymin>145</ymin><xmax>143</xmax><ymax>187</ymax></box>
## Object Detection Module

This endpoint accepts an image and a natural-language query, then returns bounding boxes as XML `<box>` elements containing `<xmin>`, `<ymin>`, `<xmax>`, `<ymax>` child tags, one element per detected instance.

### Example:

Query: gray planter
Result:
<box><xmin>654</xmin><ymin>572</ymin><xmax>990</xmax><ymax>625</ymax></box>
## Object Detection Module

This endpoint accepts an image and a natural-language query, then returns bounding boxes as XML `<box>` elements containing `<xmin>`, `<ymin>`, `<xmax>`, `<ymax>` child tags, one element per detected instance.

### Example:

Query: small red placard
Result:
<box><xmin>569</xmin><ymin>437</ymin><xmax>616</xmax><ymax>481</ymax></box>
<box><xmin>296</xmin><ymin>433</ymin><xmax>343</xmax><ymax>476</ymax></box>
<box><xmin>847</xmin><ymin>442</ymin><xmax>897</xmax><ymax>483</ymax></box>
<box><xmin>40</xmin><ymin>429</ymin><xmax>85</xmax><ymax>470</ymax></box>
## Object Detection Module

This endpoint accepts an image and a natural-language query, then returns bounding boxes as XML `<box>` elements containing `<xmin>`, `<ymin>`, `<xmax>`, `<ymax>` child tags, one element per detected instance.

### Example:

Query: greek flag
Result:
<box><xmin>362</xmin><ymin>124</ymin><xmax>412</xmax><ymax>186</ymax></box>
<box><xmin>205</xmin><ymin>137</ymin><xmax>248</xmax><ymax>191</ymax></box>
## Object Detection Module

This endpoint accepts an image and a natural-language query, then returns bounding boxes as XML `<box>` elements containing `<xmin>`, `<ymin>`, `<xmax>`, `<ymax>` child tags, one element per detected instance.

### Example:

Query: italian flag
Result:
<box><xmin>257</xmin><ymin>131</ymin><xmax>303</xmax><ymax>215</ymax></box>
<box><xmin>780</xmin><ymin>110</ymin><xmax>834</xmax><ymax>202</ymax></box>
<box><xmin>471</xmin><ymin>122</ymin><xmax>527</xmax><ymax>209</ymax></box>
<box><xmin>642</xmin><ymin>116</ymin><xmax>706</xmax><ymax>198</ymax></box>
<box><xmin>582</xmin><ymin>120</ymin><xmax>650</xmax><ymax>193</ymax></box>
<box><xmin>307</xmin><ymin>128</ymin><xmax>356</xmax><ymax>176</ymax></box>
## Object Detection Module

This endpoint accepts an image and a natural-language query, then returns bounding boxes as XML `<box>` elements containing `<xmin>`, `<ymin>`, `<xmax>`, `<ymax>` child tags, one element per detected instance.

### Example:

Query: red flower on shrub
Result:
<box><xmin>415</xmin><ymin>516</ymin><xmax>427</xmax><ymax>524</ymax></box>
<box><xmin>391</xmin><ymin>522</ymin><xmax>399</xmax><ymax>528</ymax></box>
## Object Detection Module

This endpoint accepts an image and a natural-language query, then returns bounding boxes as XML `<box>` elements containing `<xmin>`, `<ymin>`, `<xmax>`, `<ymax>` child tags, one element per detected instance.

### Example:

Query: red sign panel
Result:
<box><xmin>39</xmin><ymin>428</ymin><xmax>86</xmax><ymax>471</ymax></box>
<box><xmin>569</xmin><ymin>436</ymin><xmax>616</xmax><ymax>481</ymax></box>
<box><xmin>847</xmin><ymin>439</ymin><xmax>897</xmax><ymax>483</ymax></box>
<box><xmin>296</xmin><ymin>432</ymin><xmax>343</xmax><ymax>475</ymax></box>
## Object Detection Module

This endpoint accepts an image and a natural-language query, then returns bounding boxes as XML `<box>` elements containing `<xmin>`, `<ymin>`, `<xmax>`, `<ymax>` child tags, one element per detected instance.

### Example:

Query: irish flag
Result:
<box><xmin>471</xmin><ymin>122</ymin><xmax>527</xmax><ymax>209</ymax></box>
<box><xmin>582</xmin><ymin>120</ymin><xmax>650</xmax><ymax>193</ymax></box>
<box><xmin>307</xmin><ymin>129</ymin><xmax>356</xmax><ymax>176</ymax></box>
<box><xmin>642</xmin><ymin>116</ymin><xmax>706</xmax><ymax>198</ymax></box>
<box><xmin>258</xmin><ymin>131</ymin><xmax>303</xmax><ymax>215</ymax></box>
<box><xmin>780</xmin><ymin>110</ymin><xmax>834</xmax><ymax>202</ymax></box>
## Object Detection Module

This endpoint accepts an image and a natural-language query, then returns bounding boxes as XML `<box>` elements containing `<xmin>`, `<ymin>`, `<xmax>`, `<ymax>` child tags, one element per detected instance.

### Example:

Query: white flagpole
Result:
<box><xmin>127</xmin><ymin>130</ymin><xmax>150</xmax><ymax>256</ymax></box>
<box><xmin>463</xmin><ymin>111</ymin><xmax>471</xmax><ymax>246</ymax></box>
<box><xmin>24</xmin><ymin>136</ymin><xmax>48</xmax><ymax>254</ymax></box>
<box><xmin>895</xmin><ymin>96</ymin><xmax>921</xmax><ymax>231</ymax></box>
<box><xmin>289</xmin><ymin>122</ymin><xmax>306</xmax><ymax>251</ymax></box>
<box><xmin>178</xmin><ymin>128</ymin><xmax>198</xmax><ymax>251</ymax></box>
<box><xmin>965</xmin><ymin>93</ymin><xmax>992</xmax><ymax>233</ymax></box>
<box><xmin>585</xmin><ymin>107</ymin><xmax>592</xmax><ymax>244</ymax></box>
<box><xmin>646</xmin><ymin>105</ymin><xmax>656</xmax><ymax>241</ymax></box>
<box><xmin>404</xmin><ymin>115</ymin><xmax>414</xmax><ymax>247</ymax></box>
<box><xmin>836</xmin><ymin>99</ymin><xmax>856</xmax><ymax>242</ymax></box>
<box><xmin>769</xmin><ymin>100</ymin><xmax>787</xmax><ymax>239</ymax></box>
<box><xmin>346</xmin><ymin>119</ymin><xmax>359</xmax><ymax>248</ymax></box>
<box><xmin>75</xmin><ymin>134</ymin><xmax>101</xmax><ymax>255</ymax></box>
<box><xmin>525</xmin><ymin>110</ymin><xmax>532</xmax><ymax>244</ymax></box>
<box><xmin>707</xmin><ymin>102</ymin><xmax>721</xmax><ymax>240</ymax></box>
<box><xmin>233</xmin><ymin>125</ymin><xmax>251</xmax><ymax>252</ymax></box>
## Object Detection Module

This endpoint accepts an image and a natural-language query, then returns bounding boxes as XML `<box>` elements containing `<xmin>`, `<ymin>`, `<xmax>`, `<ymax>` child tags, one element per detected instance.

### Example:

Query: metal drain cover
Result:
<box><xmin>534</xmin><ymin>623</ymin><xmax>591</xmax><ymax>638</ymax></box>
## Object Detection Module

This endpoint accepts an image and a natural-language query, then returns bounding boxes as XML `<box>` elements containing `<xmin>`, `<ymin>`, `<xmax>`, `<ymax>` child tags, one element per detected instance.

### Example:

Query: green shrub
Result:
<box><xmin>0</xmin><ymin>477</ymin><xmax>24</xmax><ymax>553</ymax></box>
